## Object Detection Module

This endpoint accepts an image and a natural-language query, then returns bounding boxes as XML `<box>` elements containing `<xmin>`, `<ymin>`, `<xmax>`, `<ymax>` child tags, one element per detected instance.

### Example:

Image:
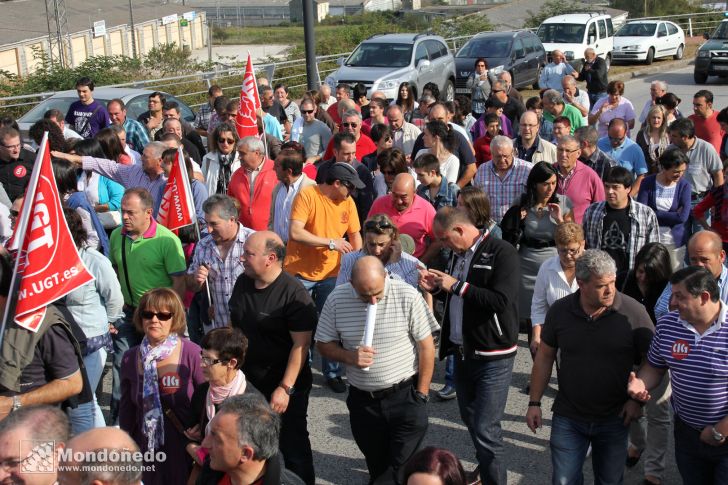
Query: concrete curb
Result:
<box><xmin>611</xmin><ymin>56</ymin><xmax>695</xmax><ymax>82</ymax></box>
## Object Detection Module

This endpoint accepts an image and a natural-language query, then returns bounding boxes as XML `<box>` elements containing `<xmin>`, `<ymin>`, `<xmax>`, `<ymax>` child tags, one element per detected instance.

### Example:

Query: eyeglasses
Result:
<box><xmin>218</xmin><ymin>138</ymin><xmax>235</xmax><ymax>144</ymax></box>
<box><xmin>364</xmin><ymin>219</ymin><xmax>393</xmax><ymax>231</ymax></box>
<box><xmin>200</xmin><ymin>354</ymin><xmax>227</xmax><ymax>366</ymax></box>
<box><xmin>342</xmin><ymin>123</ymin><xmax>358</xmax><ymax>128</ymax></box>
<box><xmin>1</xmin><ymin>143</ymin><xmax>20</xmax><ymax>150</ymax></box>
<box><xmin>140</xmin><ymin>311</ymin><xmax>174</xmax><ymax>321</ymax></box>
<box><xmin>556</xmin><ymin>148</ymin><xmax>580</xmax><ymax>154</ymax></box>
<box><xmin>557</xmin><ymin>247</ymin><xmax>581</xmax><ymax>255</ymax></box>
<box><xmin>342</xmin><ymin>182</ymin><xmax>355</xmax><ymax>191</ymax></box>
<box><xmin>301</xmin><ymin>109</ymin><xmax>315</xmax><ymax>114</ymax></box>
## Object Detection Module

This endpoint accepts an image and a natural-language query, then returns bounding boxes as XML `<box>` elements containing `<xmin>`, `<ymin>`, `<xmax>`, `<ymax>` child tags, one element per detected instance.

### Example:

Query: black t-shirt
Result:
<box><xmin>0</xmin><ymin>148</ymin><xmax>34</xmax><ymax>201</ymax></box>
<box><xmin>601</xmin><ymin>204</ymin><xmax>631</xmax><ymax>282</ymax></box>
<box><xmin>541</xmin><ymin>291</ymin><xmax>654</xmax><ymax>421</ymax></box>
<box><xmin>410</xmin><ymin>128</ymin><xmax>475</xmax><ymax>171</ymax></box>
<box><xmin>228</xmin><ymin>271</ymin><xmax>317</xmax><ymax>395</ymax></box>
<box><xmin>18</xmin><ymin>324</ymin><xmax>80</xmax><ymax>394</ymax></box>
<box><xmin>264</xmin><ymin>101</ymin><xmax>288</xmax><ymax>125</ymax></box>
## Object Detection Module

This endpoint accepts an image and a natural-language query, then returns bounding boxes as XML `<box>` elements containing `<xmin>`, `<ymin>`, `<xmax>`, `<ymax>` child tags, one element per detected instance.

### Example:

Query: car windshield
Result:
<box><xmin>456</xmin><ymin>38</ymin><xmax>512</xmax><ymax>58</ymax></box>
<box><xmin>537</xmin><ymin>23</ymin><xmax>586</xmax><ymax>44</ymax></box>
<box><xmin>346</xmin><ymin>43</ymin><xmax>413</xmax><ymax>68</ymax></box>
<box><xmin>616</xmin><ymin>23</ymin><xmax>657</xmax><ymax>37</ymax></box>
<box><xmin>712</xmin><ymin>22</ymin><xmax>728</xmax><ymax>40</ymax></box>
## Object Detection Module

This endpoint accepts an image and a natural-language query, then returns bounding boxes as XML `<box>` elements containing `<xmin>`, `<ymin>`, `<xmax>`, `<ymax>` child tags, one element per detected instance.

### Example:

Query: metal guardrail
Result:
<box><xmin>2</xmin><ymin>11</ymin><xmax>725</xmax><ymax>113</ymax></box>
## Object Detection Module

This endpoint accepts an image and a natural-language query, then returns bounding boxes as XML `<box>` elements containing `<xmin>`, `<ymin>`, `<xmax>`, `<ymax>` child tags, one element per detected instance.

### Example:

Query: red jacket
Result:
<box><xmin>227</xmin><ymin>158</ymin><xmax>278</xmax><ymax>230</ymax></box>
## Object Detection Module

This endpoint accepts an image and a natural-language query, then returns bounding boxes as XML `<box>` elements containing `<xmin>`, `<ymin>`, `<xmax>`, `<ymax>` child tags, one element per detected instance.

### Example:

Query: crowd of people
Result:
<box><xmin>0</xmin><ymin>47</ymin><xmax>726</xmax><ymax>485</ymax></box>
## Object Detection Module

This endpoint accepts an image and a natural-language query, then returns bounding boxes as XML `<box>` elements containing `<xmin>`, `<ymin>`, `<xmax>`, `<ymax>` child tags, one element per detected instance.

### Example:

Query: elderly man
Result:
<box><xmin>574</xmin><ymin>125</ymin><xmax>617</xmax><ymax>181</ymax></box>
<box><xmin>497</xmin><ymin>71</ymin><xmax>523</xmax><ymax>103</ymax></box>
<box><xmin>542</xmin><ymin>89</ymin><xmax>584</xmax><ymax>134</ymax></box>
<box><xmin>555</xmin><ymin>135</ymin><xmax>605</xmax><ymax>223</ymax></box>
<box><xmin>527</xmin><ymin>249</ymin><xmax>653</xmax><ymax>485</ymax></box>
<box><xmin>108</xmin><ymin>99</ymin><xmax>149</xmax><ymax>153</ymax></box>
<box><xmin>319</xmin><ymin>84</ymin><xmax>337</xmax><ymax>110</ymax></box>
<box><xmin>420</xmin><ymin>207</ymin><xmax>520</xmax><ymax>485</ymax></box>
<box><xmin>689</xmin><ymin>89</ymin><xmax>725</xmax><ymax>154</ymax></box>
<box><xmin>515</xmin><ymin>111</ymin><xmax>557</xmax><ymax>164</ymax></box>
<box><xmin>654</xmin><ymin>230</ymin><xmax>728</xmax><ymax>320</ymax></box>
<box><xmin>58</xmin><ymin>427</ymin><xmax>142</xmax><ymax>485</ymax></box>
<box><xmin>579</xmin><ymin>48</ymin><xmax>609</xmax><ymax>106</ymax></box>
<box><xmin>539</xmin><ymin>50</ymin><xmax>577</xmax><ymax>91</ymax></box>
<box><xmin>322</xmin><ymin>109</ymin><xmax>376</xmax><ymax>161</ymax></box>
<box><xmin>561</xmin><ymin>75</ymin><xmax>590</xmax><ymax>126</ymax></box>
<box><xmin>230</xmin><ymin>231</ymin><xmax>318</xmax><ymax>485</ymax></box>
<box><xmin>597</xmin><ymin>118</ymin><xmax>648</xmax><ymax>196</ymax></box>
<box><xmin>473</xmin><ymin>135</ymin><xmax>533</xmax><ymax>222</ymax></box>
<box><xmin>639</xmin><ymin>80</ymin><xmax>668</xmax><ymax>124</ymax></box>
<box><xmin>368</xmin><ymin>173</ymin><xmax>439</xmax><ymax>263</ymax></box>
<box><xmin>583</xmin><ymin>166</ymin><xmax>660</xmax><ymax>287</ymax></box>
<box><xmin>630</xmin><ymin>266</ymin><xmax>728</xmax><ymax>484</ymax></box>
<box><xmin>387</xmin><ymin>104</ymin><xmax>421</xmax><ymax>156</ymax></box>
<box><xmin>270</xmin><ymin>150</ymin><xmax>316</xmax><ymax>244</ymax></box>
<box><xmin>285</xmin><ymin>163</ymin><xmax>364</xmax><ymax>393</ymax></box>
<box><xmin>227</xmin><ymin>136</ymin><xmax>278</xmax><ymax>231</ymax></box>
<box><xmin>0</xmin><ymin>406</ymin><xmax>70</xmax><ymax>485</ymax></box>
<box><xmin>299</xmin><ymin>98</ymin><xmax>332</xmax><ymax>165</ymax></box>
<box><xmin>187</xmin><ymin>194</ymin><xmax>255</xmax><ymax>330</ymax></box>
<box><xmin>200</xmin><ymin>393</ymin><xmax>304</xmax><ymax>484</ymax></box>
<box><xmin>317</xmin><ymin>256</ymin><xmax>438</xmax><ymax>484</ymax></box>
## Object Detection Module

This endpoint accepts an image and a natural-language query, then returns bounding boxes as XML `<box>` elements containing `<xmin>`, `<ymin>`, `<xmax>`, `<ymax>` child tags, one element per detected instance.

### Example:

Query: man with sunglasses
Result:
<box><xmin>299</xmin><ymin>98</ymin><xmax>332</xmax><ymax>166</ymax></box>
<box><xmin>322</xmin><ymin>110</ymin><xmax>376</xmax><ymax>162</ymax></box>
<box><xmin>490</xmin><ymin>80</ymin><xmax>526</xmax><ymax>131</ymax></box>
<box><xmin>285</xmin><ymin>163</ymin><xmax>365</xmax><ymax>394</ymax></box>
<box><xmin>0</xmin><ymin>126</ymin><xmax>33</xmax><ymax>203</ymax></box>
<box><xmin>596</xmin><ymin>118</ymin><xmax>647</xmax><ymax>197</ymax></box>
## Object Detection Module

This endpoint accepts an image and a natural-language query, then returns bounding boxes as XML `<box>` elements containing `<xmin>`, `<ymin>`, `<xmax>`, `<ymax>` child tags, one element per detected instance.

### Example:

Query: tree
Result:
<box><xmin>523</xmin><ymin>0</ymin><xmax>586</xmax><ymax>29</ymax></box>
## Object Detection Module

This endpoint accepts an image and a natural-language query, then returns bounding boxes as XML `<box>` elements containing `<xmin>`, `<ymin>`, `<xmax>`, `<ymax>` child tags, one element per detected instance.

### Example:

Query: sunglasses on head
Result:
<box><xmin>364</xmin><ymin>219</ymin><xmax>393</xmax><ymax>231</ymax></box>
<box><xmin>141</xmin><ymin>311</ymin><xmax>174</xmax><ymax>321</ymax></box>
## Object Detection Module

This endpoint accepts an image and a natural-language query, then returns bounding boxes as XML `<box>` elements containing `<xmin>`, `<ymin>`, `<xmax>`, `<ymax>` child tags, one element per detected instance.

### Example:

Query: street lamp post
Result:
<box><xmin>128</xmin><ymin>0</ymin><xmax>138</xmax><ymax>58</ymax></box>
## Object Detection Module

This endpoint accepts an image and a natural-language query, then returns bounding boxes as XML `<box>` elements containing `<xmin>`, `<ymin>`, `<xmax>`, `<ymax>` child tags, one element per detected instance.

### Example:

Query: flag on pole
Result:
<box><xmin>157</xmin><ymin>147</ymin><xmax>196</xmax><ymax>231</ymax></box>
<box><xmin>2</xmin><ymin>133</ymin><xmax>95</xmax><ymax>333</ymax></box>
<box><xmin>235</xmin><ymin>52</ymin><xmax>261</xmax><ymax>139</ymax></box>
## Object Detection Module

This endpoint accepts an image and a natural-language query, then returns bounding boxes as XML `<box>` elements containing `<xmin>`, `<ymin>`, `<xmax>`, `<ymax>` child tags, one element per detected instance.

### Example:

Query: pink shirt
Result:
<box><xmin>557</xmin><ymin>161</ymin><xmax>605</xmax><ymax>224</ymax></box>
<box><xmin>368</xmin><ymin>194</ymin><xmax>436</xmax><ymax>258</ymax></box>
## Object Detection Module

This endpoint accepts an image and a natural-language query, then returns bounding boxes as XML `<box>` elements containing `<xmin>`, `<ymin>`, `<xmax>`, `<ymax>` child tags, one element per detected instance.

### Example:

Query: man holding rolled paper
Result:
<box><xmin>315</xmin><ymin>256</ymin><xmax>438</xmax><ymax>484</ymax></box>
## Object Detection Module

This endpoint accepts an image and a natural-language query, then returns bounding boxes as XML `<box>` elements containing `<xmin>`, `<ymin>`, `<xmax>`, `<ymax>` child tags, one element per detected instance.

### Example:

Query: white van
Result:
<box><xmin>537</xmin><ymin>13</ymin><xmax>615</xmax><ymax>70</ymax></box>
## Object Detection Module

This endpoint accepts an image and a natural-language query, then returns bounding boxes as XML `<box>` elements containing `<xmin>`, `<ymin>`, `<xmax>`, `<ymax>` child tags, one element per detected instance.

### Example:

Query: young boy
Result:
<box><xmin>413</xmin><ymin>153</ymin><xmax>460</xmax><ymax>210</ymax></box>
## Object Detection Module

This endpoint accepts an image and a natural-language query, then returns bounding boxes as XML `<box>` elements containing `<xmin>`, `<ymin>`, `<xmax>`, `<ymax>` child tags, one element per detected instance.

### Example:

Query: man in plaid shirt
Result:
<box><xmin>187</xmin><ymin>194</ymin><xmax>255</xmax><ymax>329</ymax></box>
<box><xmin>195</xmin><ymin>85</ymin><xmax>223</xmax><ymax>137</ymax></box>
<box><xmin>582</xmin><ymin>166</ymin><xmax>660</xmax><ymax>287</ymax></box>
<box><xmin>472</xmin><ymin>135</ymin><xmax>533</xmax><ymax>223</ymax></box>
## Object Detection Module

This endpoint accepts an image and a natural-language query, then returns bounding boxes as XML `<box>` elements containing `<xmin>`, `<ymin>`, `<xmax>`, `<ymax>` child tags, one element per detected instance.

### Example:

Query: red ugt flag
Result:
<box><xmin>235</xmin><ymin>53</ymin><xmax>261</xmax><ymax>139</ymax></box>
<box><xmin>157</xmin><ymin>148</ymin><xmax>195</xmax><ymax>231</ymax></box>
<box><xmin>9</xmin><ymin>135</ymin><xmax>94</xmax><ymax>331</ymax></box>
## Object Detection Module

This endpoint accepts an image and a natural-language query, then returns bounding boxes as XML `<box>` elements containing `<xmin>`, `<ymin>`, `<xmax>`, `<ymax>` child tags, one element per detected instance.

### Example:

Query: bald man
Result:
<box><xmin>654</xmin><ymin>230</ymin><xmax>728</xmax><ymax>320</ymax></box>
<box><xmin>58</xmin><ymin>427</ymin><xmax>142</xmax><ymax>485</ymax></box>
<box><xmin>229</xmin><ymin>230</ymin><xmax>318</xmax><ymax>485</ymax></box>
<box><xmin>316</xmin><ymin>256</ymin><xmax>438</xmax><ymax>483</ymax></box>
<box><xmin>540</xmin><ymin>50</ymin><xmax>576</xmax><ymax>91</ymax></box>
<box><xmin>368</xmin><ymin>174</ymin><xmax>439</xmax><ymax>263</ymax></box>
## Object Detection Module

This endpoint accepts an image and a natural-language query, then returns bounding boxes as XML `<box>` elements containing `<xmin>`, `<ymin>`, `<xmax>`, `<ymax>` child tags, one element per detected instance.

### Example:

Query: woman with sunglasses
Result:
<box><xmin>184</xmin><ymin>327</ymin><xmax>259</xmax><ymax>483</ymax></box>
<box><xmin>119</xmin><ymin>288</ymin><xmax>205</xmax><ymax>485</ymax></box>
<box><xmin>362</xmin><ymin>123</ymin><xmax>394</xmax><ymax>172</ymax></box>
<box><xmin>201</xmin><ymin>122</ymin><xmax>240</xmax><ymax>195</ymax></box>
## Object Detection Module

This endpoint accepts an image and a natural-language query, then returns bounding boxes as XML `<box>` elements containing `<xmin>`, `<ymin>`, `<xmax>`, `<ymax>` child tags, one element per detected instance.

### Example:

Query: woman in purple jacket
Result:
<box><xmin>636</xmin><ymin>148</ymin><xmax>692</xmax><ymax>270</ymax></box>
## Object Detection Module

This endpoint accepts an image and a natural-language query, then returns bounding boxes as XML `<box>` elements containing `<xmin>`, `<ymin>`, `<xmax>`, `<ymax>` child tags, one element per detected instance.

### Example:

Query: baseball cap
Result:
<box><xmin>330</xmin><ymin>162</ymin><xmax>365</xmax><ymax>189</ymax></box>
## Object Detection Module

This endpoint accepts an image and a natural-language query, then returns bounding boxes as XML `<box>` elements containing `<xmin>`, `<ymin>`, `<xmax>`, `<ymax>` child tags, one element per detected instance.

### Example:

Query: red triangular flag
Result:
<box><xmin>157</xmin><ymin>147</ymin><xmax>195</xmax><ymax>231</ymax></box>
<box><xmin>8</xmin><ymin>134</ymin><xmax>95</xmax><ymax>331</ymax></box>
<box><xmin>235</xmin><ymin>53</ymin><xmax>261</xmax><ymax>139</ymax></box>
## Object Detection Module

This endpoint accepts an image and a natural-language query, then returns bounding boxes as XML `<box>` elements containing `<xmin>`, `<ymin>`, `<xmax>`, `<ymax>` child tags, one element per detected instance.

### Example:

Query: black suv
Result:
<box><xmin>455</xmin><ymin>30</ymin><xmax>546</xmax><ymax>94</ymax></box>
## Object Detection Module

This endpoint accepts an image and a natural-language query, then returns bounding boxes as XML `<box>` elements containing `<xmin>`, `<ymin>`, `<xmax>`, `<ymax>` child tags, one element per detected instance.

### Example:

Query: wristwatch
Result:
<box><xmin>415</xmin><ymin>390</ymin><xmax>430</xmax><ymax>403</ymax></box>
<box><xmin>328</xmin><ymin>239</ymin><xmax>336</xmax><ymax>251</ymax></box>
<box><xmin>712</xmin><ymin>426</ymin><xmax>725</xmax><ymax>443</ymax></box>
<box><xmin>279</xmin><ymin>383</ymin><xmax>296</xmax><ymax>396</ymax></box>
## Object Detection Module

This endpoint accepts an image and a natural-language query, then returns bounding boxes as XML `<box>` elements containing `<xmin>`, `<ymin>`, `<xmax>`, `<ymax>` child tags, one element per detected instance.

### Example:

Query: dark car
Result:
<box><xmin>694</xmin><ymin>20</ymin><xmax>728</xmax><ymax>84</ymax></box>
<box><xmin>455</xmin><ymin>30</ymin><xmax>546</xmax><ymax>95</ymax></box>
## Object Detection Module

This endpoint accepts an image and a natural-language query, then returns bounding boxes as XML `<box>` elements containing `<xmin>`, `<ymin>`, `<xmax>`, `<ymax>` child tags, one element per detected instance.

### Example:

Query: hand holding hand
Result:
<box><xmin>627</xmin><ymin>371</ymin><xmax>650</xmax><ymax>403</ymax></box>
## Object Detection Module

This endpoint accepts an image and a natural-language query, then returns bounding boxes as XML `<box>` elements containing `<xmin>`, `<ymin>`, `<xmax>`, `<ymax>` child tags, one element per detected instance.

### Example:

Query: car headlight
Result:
<box><xmin>623</xmin><ymin>45</ymin><xmax>640</xmax><ymax>51</ymax></box>
<box><xmin>698</xmin><ymin>50</ymin><xmax>710</xmax><ymax>58</ymax></box>
<box><xmin>490</xmin><ymin>65</ymin><xmax>505</xmax><ymax>75</ymax></box>
<box><xmin>377</xmin><ymin>79</ymin><xmax>401</xmax><ymax>90</ymax></box>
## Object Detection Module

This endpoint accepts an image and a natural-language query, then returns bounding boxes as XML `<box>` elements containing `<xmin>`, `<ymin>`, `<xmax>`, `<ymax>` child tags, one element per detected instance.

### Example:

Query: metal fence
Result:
<box><xmin>1</xmin><ymin>10</ymin><xmax>725</xmax><ymax>114</ymax></box>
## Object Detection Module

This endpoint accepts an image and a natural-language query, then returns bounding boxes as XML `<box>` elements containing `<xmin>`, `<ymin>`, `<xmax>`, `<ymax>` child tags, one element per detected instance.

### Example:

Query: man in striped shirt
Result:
<box><xmin>629</xmin><ymin>266</ymin><xmax>728</xmax><ymax>483</ymax></box>
<box><xmin>316</xmin><ymin>256</ymin><xmax>438</xmax><ymax>484</ymax></box>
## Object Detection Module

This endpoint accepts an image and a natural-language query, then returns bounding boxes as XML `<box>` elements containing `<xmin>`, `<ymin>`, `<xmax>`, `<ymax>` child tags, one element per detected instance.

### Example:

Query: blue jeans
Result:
<box><xmin>110</xmin><ymin>310</ymin><xmax>142</xmax><ymax>423</ymax></box>
<box><xmin>589</xmin><ymin>92</ymin><xmax>607</xmax><ymax>107</ymax></box>
<box><xmin>296</xmin><ymin>276</ymin><xmax>341</xmax><ymax>380</ymax></box>
<box><xmin>454</xmin><ymin>355</ymin><xmax>514</xmax><ymax>485</ymax></box>
<box><xmin>550</xmin><ymin>414</ymin><xmax>629</xmax><ymax>485</ymax></box>
<box><xmin>68</xmin><ymin>347</ymin><xmax>108</xmax><ymax>433</ymax></box>
<box><xmin>674</xmin><ymin>415</ymin><xmax>728</xmax><ymax>485</ymax></box>
<box><xmin>444</xmin><ymin>355</ymin><xmax>455</xmax><ymax>387</ymax></box>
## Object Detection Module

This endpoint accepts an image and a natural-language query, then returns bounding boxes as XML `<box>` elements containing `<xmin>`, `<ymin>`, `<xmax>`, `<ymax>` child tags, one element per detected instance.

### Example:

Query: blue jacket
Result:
<box><xmin>67</xmin><ymin>192</ymin><xmax>110</xmax><ymax>256</ymax></box>
<box><xmin>636</xmin><ymin>174</ymin><xmax>692</xmax><ymax>247</ymax></box>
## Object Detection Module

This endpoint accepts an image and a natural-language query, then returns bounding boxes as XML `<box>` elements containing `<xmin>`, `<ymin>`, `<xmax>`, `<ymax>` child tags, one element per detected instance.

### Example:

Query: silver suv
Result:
<box><xmin>324</xmin><ymin>33</ymin><xmax>457</xmax><ymax>101</ymax></box>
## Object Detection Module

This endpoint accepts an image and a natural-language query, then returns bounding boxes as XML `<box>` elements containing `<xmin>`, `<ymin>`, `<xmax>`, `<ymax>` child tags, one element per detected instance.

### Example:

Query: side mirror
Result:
<box><xmin>337</xmin><ymin>57</ymin><xmax>346</xmax><ymax>66</ymax></box>
<box><xmin>418</xmin><ymin>59</ymin><xmax>431</xmax><ymax>69</ymax></box>
<box><xmin>703</xmin><ymin>32</ymin><xmax>711</xmax><ymax>40</ymax></box>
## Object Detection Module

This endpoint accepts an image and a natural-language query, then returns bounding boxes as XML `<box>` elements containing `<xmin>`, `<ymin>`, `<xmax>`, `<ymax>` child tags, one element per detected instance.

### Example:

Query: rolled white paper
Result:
<box><xmin>361</xmin><ymin>302</ymin><xmax>377</xmax><ymax>371</ymax></box>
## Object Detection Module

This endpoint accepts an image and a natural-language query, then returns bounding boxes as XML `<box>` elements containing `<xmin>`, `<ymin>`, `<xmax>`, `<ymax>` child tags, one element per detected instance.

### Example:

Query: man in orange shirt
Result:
<box><xmin>227</xmin><ymin>136</ymin><xmax>278</xmax><ymax>231</ymax></box>
<box><xmin>285</xmin><ymin>163</ymin><xmax>364</xmax><ymax>392</ymax></box>
<box><xmin>689</xmin><ymin>89</ymin><xmax>725</xmax><ymax>154</ymax></box>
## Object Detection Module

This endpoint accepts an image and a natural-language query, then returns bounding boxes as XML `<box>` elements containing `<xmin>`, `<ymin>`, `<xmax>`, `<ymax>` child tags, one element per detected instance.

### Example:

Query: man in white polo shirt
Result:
<box><xmin>315</xmin><ymin>256</ymin><xmax>438</xmax><ymax>484</ymax></box>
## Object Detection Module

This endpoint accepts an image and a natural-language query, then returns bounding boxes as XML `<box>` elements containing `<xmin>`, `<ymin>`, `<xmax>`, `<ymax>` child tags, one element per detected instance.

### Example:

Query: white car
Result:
<box><xmin>613</xmin><ymin>20</ymin><xmax>685</xmax><ymax>64</ymax></box>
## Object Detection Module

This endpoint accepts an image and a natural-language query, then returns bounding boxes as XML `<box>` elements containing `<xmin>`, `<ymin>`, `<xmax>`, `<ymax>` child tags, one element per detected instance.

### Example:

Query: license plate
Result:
<box><xmin>455</xmin><ymin>88</ymin><xmax>469</xmax><ymax>94</ymax></box>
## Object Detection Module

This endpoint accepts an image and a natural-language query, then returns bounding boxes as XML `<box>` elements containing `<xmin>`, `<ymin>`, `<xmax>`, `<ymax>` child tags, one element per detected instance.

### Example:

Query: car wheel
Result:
<box><xmin>532</xmin><ymin>65</ymin><xmax>542</xmax><ymax>89</ymax></box>
<box><xmin>645</xmin><ymin>47</ymin><xmax>654</xmax><ymax>65</ymax></box>
<box><xmin>674</xmin><ymin>44</ymin><xmax>684</xmax><ymax>60</ymax></box>
<box><xmin>443</xmin><ymin>79</ymin><xmax>455</xmax><ymax>102</ymax></box>
<box><xmin>694</xmin><ymin>70</ymin><xmax>708</xmax><ymax>84</ymax></box>
<box><xmin>605</xmin><ymin>53</ymin><xmax>612</xmax><ymax>71</ymax></box>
